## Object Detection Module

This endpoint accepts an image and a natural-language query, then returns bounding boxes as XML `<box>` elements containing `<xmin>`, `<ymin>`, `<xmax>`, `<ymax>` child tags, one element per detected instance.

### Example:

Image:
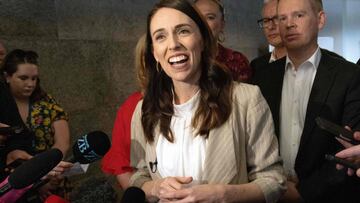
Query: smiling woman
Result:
<box><xmin>129</xmin><ymin>0</ymin><xmax>286</xmax><ymax>202</ymax></box>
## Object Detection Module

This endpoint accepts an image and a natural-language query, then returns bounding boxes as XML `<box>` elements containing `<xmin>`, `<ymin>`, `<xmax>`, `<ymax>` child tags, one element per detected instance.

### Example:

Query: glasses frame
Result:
<box><xmin>257</xmin><ymin>16</ymin><xmax>279</xmax><ymax>29</ymax></box>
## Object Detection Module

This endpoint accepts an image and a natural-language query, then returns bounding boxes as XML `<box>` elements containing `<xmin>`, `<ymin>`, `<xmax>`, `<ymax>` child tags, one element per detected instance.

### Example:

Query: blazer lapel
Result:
<box><xmin>203</xmin><ymin>122</ymin><xmax>237</xmax><ymax>184</ymax></box>
<box><xmin>265</xmin><ymin>58</ymin><xmax>286</xmax><ymax>136</ymax></box>
<box><xmin>298</xmin><ymin>52</ymin><xmax>338</xmax><ymax>152</ymax></box>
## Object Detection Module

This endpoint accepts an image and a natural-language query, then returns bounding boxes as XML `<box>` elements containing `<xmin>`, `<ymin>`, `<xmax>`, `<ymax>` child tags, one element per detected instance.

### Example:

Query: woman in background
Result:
<box><xmin>0</xmin><ymin>49</ymin><xmax>72</xmax><ymax>201</ymax></box>
<box><xmin>194</xmin><ymin>0</ymin><xmax>252</xmax><ymax>82</ymax></box>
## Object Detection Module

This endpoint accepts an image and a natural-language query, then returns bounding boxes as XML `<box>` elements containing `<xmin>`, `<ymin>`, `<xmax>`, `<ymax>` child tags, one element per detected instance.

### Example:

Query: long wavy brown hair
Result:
<box><xmin>142</xmin><ymin>0</ymin><xmax>233</xmax><ymax>143</ymax></box>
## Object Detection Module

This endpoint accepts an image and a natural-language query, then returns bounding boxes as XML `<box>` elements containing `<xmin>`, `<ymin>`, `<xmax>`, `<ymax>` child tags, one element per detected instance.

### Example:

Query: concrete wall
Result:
<box><xmin>0</xmin><ymin>0</ymin><xmax>265</xmax><ymax>200</ymax></box>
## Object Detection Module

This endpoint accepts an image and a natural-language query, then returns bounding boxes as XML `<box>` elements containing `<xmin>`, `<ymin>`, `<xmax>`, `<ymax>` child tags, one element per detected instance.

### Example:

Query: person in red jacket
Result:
<box><xmin>101</xmin><ymin>35</ymin><xmax>146</xmax><ymax>189</ymax></box>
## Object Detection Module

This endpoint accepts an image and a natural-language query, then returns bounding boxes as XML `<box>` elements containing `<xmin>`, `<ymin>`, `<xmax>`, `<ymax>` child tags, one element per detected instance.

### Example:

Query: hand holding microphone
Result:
<box><xmin>0</xmin><ymin>148</ymin><xmax>63</xmax><ymax>203</ymax></box>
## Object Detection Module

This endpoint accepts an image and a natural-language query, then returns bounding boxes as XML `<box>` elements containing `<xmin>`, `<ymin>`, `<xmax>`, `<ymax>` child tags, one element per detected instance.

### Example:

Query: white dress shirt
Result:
<box><xmin>156</xmin><ymin>91</ymin><xmax>207</xmax><ymax>182</ymax></box>
<box><xmin>280</xmin><ymin>47</ymin><xmax>321</xmax><ymax>177</ymax></box>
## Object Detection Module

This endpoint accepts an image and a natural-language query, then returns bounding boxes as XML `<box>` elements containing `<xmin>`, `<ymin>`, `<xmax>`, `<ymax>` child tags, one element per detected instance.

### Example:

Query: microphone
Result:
<box><xmin>26</xmin><ymin>131</ymin><xmax>111</xmax><ymax>194</ymax></box>
<box><xmin>0</xmin><ymin>126</ymin><xmax>24</xmax><ymax>136</ymax></box>
<box><xmin>120</xmin><ymin>187</ymin><xmax>146</xmax><ymax>203</ymax></box>
<box><xmin>67</xmin><ymin>131</ymin><xmax>111</xmax><ymax>164</ymax></box>
<box><xmin>0</xmin><ymin>148</ymin><xmax>63</xmax><ymax>202</ymax></box>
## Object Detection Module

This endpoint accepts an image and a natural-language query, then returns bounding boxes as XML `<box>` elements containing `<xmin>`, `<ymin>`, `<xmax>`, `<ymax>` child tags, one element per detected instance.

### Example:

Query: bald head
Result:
<box><xmin>0</xmin><ymin>42</ymin><xmax>6</xmax><ymax>64</ymax></box>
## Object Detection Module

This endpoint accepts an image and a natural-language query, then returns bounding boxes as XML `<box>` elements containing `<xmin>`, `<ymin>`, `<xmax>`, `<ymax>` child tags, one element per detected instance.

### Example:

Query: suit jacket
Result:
<box><xmin>250</xmin><ymin>52</ymin><xmax>271</xmax><ymax>75</ymax></box>
<box><xmin>129</xmin><ymin>83</ymin><xmax>286</xmax><ymax>203</ymax></box>
<box><xmin>252</xmin><ymin>49</ymin><xmax>360</xmax><ymax>203</ymax></box>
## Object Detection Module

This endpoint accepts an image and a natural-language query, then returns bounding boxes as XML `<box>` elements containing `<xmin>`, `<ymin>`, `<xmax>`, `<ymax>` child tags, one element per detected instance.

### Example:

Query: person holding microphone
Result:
<box><xmin>0</xmin><ymin>49</ymin><xmax>72</xmax><ymax>201</ymax></box>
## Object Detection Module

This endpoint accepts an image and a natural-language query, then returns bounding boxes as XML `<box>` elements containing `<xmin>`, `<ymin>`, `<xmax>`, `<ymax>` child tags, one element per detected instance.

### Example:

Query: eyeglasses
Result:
<box><xmin>257</xmin><ymin>16</ymin><xmax>279</xmax><ymax>29</ymax></box>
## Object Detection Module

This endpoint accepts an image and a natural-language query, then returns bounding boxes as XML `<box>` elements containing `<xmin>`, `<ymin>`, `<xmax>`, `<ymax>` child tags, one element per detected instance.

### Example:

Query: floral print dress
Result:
<box><xmin>27</xmin><ymin>94</ymin><xmax>68</xmax><ymax>153</ymax></box>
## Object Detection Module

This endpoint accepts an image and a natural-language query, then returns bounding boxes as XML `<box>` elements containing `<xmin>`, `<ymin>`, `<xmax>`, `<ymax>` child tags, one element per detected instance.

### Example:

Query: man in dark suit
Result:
<box><xmin>250</xmin><ymin>0</ymin><xmax>286</xmax><ymax>72</ymax></box>
<box><xmin>253</xmin><ymin>0</ymin><xmax>360</xmax><ymax>202</ymax></box>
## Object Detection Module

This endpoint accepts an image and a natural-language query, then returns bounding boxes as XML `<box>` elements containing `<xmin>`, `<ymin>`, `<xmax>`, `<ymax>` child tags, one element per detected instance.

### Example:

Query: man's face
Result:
<box><xmin>277</xmin><ymin>0</ymin><xmax>325</xmax><ymax>51</ymax></box>
<box><xmin>262</xmin><ymin>0</ymin><xmax>282</xmax><ymax>47</ymax></box>
<box><xmin>0</xmin><ymin>43</ymin><xmax>6</xmax><ymax>64</ymax></box>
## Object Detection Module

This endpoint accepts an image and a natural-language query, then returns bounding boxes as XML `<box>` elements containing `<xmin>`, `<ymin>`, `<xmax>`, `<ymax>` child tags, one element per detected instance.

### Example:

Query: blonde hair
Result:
<box><xmin>134</xmin><ymin>34</ymin><xmax>147</xmax><ymax>92</ymax></box>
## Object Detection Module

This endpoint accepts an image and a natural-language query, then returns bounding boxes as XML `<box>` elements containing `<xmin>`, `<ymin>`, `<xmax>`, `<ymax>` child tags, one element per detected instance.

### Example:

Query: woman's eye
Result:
<box><xmin>155</xmin><ymin>34</ymin><xmax>165</xmax><ymax>41</ymax></box>
<box><xmin>206</xmin><ymin>15</ymin><xmax>216</xmax><ymax>21</ymax></box>
<box><xmin>179</xmin><ymin>29</ymin><xmax>190</xmax><ymax>35</ymax></box>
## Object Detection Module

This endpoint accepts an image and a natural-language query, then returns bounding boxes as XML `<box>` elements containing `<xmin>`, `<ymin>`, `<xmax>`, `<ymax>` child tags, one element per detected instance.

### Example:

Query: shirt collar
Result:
<box><xmin>269</xmin><ymin>51</ymin><xmax>277</xmax><ymax>63</ymax></box>
<box><xmin>285</xmin><ymin>46</ymin><xmax>321</xmax><ymax>71</ymax></box>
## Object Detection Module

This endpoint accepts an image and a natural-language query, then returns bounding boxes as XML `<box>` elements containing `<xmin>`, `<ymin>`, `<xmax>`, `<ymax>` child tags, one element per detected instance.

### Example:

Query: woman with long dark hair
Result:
<box><xmin>130</xmin><ymin>0</ymin><xmax>285</xmax><ymax>202</ymax></box>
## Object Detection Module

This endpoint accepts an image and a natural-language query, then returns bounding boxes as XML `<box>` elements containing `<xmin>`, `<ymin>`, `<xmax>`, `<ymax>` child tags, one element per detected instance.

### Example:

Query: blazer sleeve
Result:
<box><xmin>129</xmin><ymin>100</ymin><xmax>152</xmax><ymax>188</ymax></box>
<box><xmin>241</xmin><ymin>85</ymin><xmax>287</xmax><ymax>203</ymax></box>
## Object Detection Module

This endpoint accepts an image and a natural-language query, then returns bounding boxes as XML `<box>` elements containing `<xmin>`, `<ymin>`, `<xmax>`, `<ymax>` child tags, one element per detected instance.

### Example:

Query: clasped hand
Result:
<box><xmin>152</xmin><ymin>176</ymin><xmax>225</xmax><ymax>203</ymax></box>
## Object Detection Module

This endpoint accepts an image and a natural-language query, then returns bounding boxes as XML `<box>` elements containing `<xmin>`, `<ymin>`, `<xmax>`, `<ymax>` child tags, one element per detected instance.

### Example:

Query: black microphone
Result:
<box><xmin>120</xmin><ymin>187</ymin><xmax>146</xmax><ymax>203</ymax></box>
<box><xmin>67</xmin><ymin>131</ymin><xmax>111</xmax><ymax>164</ymax></box>
<box><xmin>0</xmin><ymin>126</ymin><xmax>24</xmax><ymax>136</ymax></box>
<box><xmin>0</xmin><ymin>148</ymin><xmax>63</xmax><ymax>197</ymax></box>
<box><xmin>27</xmin><ymin>131</ymin><xmax>111</xmax><ymax>193</ymax></box>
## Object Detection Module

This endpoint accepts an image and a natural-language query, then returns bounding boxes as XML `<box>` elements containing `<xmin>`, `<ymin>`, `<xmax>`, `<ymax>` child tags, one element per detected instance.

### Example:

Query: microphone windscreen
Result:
<box><xmin>72</xmin><ymin>131</ymin><xmax>111</xmax><ymax>164</ymax></box>
<box><xmin>8</xmin><ymin>148</ymin><xmax>63</xmax><ymax>189</ymax></box>
<box><xmin>121</xmin><ymin>187</ymin><xmax>145</xmax><ymax>203</ymax></box>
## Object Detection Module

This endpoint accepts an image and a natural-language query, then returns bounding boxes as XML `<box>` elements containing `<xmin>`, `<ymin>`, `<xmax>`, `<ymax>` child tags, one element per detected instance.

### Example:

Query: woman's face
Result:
<box><xmin>195</xmin><ymin>0</ymin><xmax>224</xmax><ymax>40</ymax></box>
<box><xmin>150</xmin><ymin>7</ymin><xmax>204</xmax><ymax>86</ymax></box>
<box><xmin>6</xmin><ymin>63</ymin><xmax>38</xmax><ymax>99</ymax></box>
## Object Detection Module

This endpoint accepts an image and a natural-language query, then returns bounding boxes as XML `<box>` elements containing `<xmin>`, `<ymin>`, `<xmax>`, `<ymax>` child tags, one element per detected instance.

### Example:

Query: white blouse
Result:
<box><xmin>156</xmin><ymin>91</ymin><xmax>207</xmax><ymax>182</ymax></box>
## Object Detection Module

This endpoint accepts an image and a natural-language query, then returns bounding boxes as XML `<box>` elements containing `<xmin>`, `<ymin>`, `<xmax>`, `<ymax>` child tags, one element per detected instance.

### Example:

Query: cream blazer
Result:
<box><xmin>130</xmin><ymin>83</ymin><xmax>286</xmax><ymax>203</ymax></box>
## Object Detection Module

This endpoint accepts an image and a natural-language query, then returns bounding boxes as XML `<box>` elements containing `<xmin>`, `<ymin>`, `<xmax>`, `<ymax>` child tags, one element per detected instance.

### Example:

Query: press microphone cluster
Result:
<box><xmin>0</xmin><ymin>130</ymin><xmax>111</xmax><ymax>203</ymax></box>
<box><xmin>0</xmin><ymin>148</ymin><xmax>63</xmax><ymax>203</ymax></box>
<box><xmin>30</xmin><ymin>131</ymin><xmax>111</xmax><ymax>191</ymax></box>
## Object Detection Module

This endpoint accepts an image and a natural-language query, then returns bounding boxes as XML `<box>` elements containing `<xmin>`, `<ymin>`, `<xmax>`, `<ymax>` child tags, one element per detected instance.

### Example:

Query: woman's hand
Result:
<box><xmin>142</xmin><ymin>176</ymin><xmax>193</xmax><ymax>202</ymax></box>
<box><xmin>159</xmin><ymin>184</ymin><xmax>225</xmax><ymax>203</ymax></box>
<box><xmin>6</xmin><ymin>149</ymin><xmax>33</xmax><ymax>165</ymax></box>
<box><xmin>152</xmin><ymin>177</ymin><xmax>192</xmax><ymax>198</ymax></box>
<box><xmin>47</xmin><ymin>161</ymin><xmax>73</xmax><ymax>178</ymax></box>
